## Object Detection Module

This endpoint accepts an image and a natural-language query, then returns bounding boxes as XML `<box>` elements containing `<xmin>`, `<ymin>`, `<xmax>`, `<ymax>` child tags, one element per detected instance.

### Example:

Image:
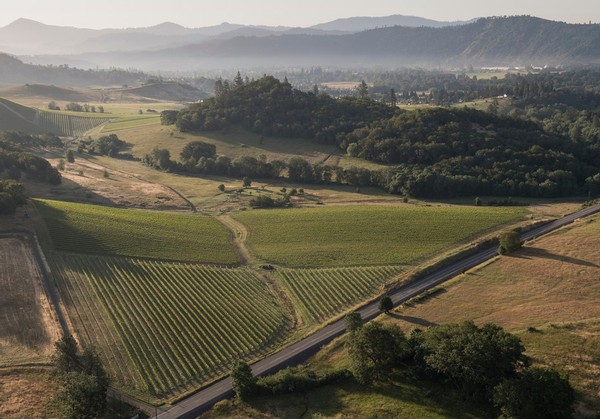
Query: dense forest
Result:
<box><xmin>164</xmin><ymin>75</ymin><xmax>600</xmax><ymax>199</ymax></box>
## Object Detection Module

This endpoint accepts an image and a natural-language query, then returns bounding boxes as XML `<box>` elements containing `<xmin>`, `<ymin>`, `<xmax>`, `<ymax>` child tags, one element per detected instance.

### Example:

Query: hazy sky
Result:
<box><xmin>1</xmin><ymin>0</ymin><xmax>599</xmax><ymax>28</ymax></box>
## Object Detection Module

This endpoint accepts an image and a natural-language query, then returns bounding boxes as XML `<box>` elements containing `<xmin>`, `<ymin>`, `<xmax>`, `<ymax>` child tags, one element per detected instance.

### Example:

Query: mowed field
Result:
<box><xmin>51</xmin><ymin>253</ymin><xmax>290</xmax><ymax>399</ymax></box>
<box><xmin>34</xmin><ymin>199</ymin><xmax>239</xmax><ymax>264</ymax></box>
<box><xmin>0</xmin><ymin>236</ymin><xmax>61</xmax><ymax>365</ymax></box>
<box><xmin>234</xmin><ymin>206</ymin><xmax>526</xmax><ymax>267</ymax></box>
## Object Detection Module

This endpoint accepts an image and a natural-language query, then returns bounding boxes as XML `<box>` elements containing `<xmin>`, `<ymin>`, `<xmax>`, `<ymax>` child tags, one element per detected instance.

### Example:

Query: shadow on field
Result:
<box><xmin>512</xmin><ymin>247</ymin><xmax>599</xmax><ymax>268</ymax></box>
<box><xmin>388</xmin><ymin>313</ymin><xmax>437</xmax><ymax>327</ymax></box>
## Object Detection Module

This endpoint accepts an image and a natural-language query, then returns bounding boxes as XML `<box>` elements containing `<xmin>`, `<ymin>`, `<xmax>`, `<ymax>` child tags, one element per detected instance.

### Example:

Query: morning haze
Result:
<box><xmin>0</xmin><ymin>2</ymin><xmax>599</xmax><ymax>419</ymax></box>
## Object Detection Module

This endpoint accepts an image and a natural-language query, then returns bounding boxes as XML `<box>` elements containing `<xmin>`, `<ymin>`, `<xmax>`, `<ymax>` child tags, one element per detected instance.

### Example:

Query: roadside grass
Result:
<box><xmin>203</xmin><ymin>368</ymin><xmax>489</xmax><ymax>419</ymax></box>
<box><xmin>51</xmin><ymin>253</ymin><xmax>290</xmax><ymax>400</ymax></box>
<box><xmin>34</xmin><ymin>198</ymin><xmax>238</xmax><ymax>264</ymax></box>
<box><xmin>234</xmin><ymin>205</ymin><xmax>526</xmax><ymax>267</ymax></box>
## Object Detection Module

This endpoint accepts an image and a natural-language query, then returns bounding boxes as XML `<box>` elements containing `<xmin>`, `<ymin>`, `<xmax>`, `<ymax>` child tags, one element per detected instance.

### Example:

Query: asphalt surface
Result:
<box><xmin>158</xmin><ymin>203</ymin><xmax>600</xmax><ymax>419</ymax></box>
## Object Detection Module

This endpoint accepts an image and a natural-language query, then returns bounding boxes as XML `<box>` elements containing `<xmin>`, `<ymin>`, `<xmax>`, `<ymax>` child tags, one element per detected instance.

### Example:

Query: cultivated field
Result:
<box><xmin>51</xmin><ymin>253</ymin><xmax>290</xmax><ymax>398</ymax></box>
<box><xmin>35</xmin><ymin>199</ymin><xmax>238</xmax><ymax>264</ymax></box>
<box><xmin>234</xmin><ymin>205</ymin><xmax>526</xmax><ymax>267</ymax></box>
<box><xmin>0</xmin><ymin>236</ymin><xmax>61</xmax><ymax>365</ymax></box>
<box><xmin>276</xmin><ymin>266</ymin><xmax>404</xmax><ymax>326</ymax></box>
<box><xmin>100</xmin><ymin>114</ymin><xmax>160</xmax><ymax>133</ymax></box>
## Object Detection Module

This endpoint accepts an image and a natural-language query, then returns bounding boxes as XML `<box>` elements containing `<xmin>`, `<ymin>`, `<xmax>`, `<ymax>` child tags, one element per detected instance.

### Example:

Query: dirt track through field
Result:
<box><xmin>215</xmin><ymin>215</ymin><xmax>253</xmax><ymax>265</ymax></box>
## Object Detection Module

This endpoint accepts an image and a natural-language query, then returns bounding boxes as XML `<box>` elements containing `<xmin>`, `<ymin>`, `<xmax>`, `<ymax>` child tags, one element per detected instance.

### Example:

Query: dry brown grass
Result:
<box><xmin>0</xmin><ymin>237</ymin><xmax>61</xmax><ymax>366</ymax></box>
<box><xmin>384</xmin><ymin>215</ymin><xmax>600</xmax><ymax>414</ymax></box>
<box><xmin>392</xmin><ymin>217</ymin><xmax>600</xmax><ymax>331</ymax></box>
<box><xmin>0</xmin><ymin>368</ymin><xmax>55</xmax><ymax>419</ymax></box>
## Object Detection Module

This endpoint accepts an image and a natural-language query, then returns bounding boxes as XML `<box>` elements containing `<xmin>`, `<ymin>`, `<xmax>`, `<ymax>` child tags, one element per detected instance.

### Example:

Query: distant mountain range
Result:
<box><xmin>0</xmin><ymin>14</ymin><xmax>472</xmax><ymax>55</ymax></box>
<box><xmin>1</xmin><ymin>16</ymin><xmax>599</xmax><ymax>73</ymax></box>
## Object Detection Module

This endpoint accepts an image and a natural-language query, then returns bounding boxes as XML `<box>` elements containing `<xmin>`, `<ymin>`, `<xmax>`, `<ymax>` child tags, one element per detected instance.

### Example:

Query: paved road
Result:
<box><xmin>158</xmin><ymin>203</ymin><xmax>600</xmax><ymax>419</ymax></box>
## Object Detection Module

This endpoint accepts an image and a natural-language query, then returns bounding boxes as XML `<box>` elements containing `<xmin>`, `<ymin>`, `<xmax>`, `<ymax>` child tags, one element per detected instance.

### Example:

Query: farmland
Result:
<box><xmin>33</xmin><ymin>109</ymin><xmax>110</xmax><ymax>136</ymax></box>
<box><xmin>234</xmin><ymin>205</ymin><xmax>526</xmax><ymax>267</ymax></box>
<box><xmin>51</xmin><ymin>253</ymin><xmax>290</xmax><ymax>399</ymax></box>
<box><xmin>100</xmin><ymin>114</ymin><xmax>160</xmax><ymax>133</ymax></box>
<box><xmin>34</xmin><ymin>199</ymin><xmax>238</xmax><ymax>264</ymax></box>
<box><xmin>276</xmin><ymin>266</ymin><xmax>404</xmax><ymax>325</ymax></box>
<box><xmin>0</xmin><ymin>236</ymin><xmax>61</xmax><ymax>365</ymax></box>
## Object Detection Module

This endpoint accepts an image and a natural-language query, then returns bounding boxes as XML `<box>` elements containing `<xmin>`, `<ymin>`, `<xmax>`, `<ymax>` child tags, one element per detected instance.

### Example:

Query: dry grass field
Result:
<box><xmin>386</xmin><ymin>215</ymin><xmax>600</xmax><ymax>414</ymax></box>
<box><xmin>0</xmin><ymin>368</ymin><xmax>55</xmax><ymax>419</ymax></box>
<box><xmin>0</xmin><ymin>236</ymin><xmax>61</xmax><ymax>365</ymax></box>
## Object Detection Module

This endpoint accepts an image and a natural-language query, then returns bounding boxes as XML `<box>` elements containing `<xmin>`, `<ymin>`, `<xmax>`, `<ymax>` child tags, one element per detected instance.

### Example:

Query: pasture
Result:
<box><xmin>34</xmin><ymin>199</ymin><xmax>238</xmax><ymax>264</ymax></box>
<box><xmin>0</xmin><ymin>236</ymin><xmax>61</xmax><ymax>365</ymax></box>
<box><xmin>51</xmin><ymin>253</ymin><xmax>290</xmax><ymax>398</ymax></box>
<box><xmin>386</xmin><ymin>214</ymin><xmax>600</xmax><ymax>413</ymax></box>
<box><xmin>234</xmin><ymin>205</ymin><xmax>526</xmax><ymax>267</ymax></box>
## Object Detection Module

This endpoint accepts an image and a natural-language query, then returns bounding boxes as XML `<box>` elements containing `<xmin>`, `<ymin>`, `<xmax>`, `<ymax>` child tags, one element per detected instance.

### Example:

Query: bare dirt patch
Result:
<box><xmin>29</xmin><ymin>157</ymin><xmax>190</xmax><ymax>210</ymax></box>
<box><xmin>0</xmin><ymin>237</ymin><xmax>61</xmax><ymax>365</ymax></box>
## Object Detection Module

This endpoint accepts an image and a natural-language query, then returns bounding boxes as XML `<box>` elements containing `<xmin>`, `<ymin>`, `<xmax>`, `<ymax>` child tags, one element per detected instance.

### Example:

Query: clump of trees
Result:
<box><xmin>91</xmin><ymin>134</ymin><xmax>126</xmax><ymax>156</ymax></box>
<box><xmin>231</xmin><ymin>319</ymin><xmax>575</xmax><ymax>417</ymax></box>
<box><xmin>0</xmin><ymin>179</ymin><xmax>26</xmax><ymax>214</ymax></box>
<box><xmin>0</xmin><ymin>132</ymin><xmax>62</xmax><ymax>185</ymax></box>
<box><xmin>171</xmin><ymin>76</ymin><xmax>394</xmax><ymax>143</ymax></box>
<box><xmin>49</xmin><ymin>335</ymin><xmax>109</xmax><ymax>419</ymax></box>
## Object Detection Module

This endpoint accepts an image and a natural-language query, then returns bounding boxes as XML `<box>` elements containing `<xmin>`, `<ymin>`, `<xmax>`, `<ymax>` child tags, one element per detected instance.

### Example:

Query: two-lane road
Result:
<box><xmin>159</xmin><ymin>203</ymin><xmax>600</xmax><ymax>419</ymax></box>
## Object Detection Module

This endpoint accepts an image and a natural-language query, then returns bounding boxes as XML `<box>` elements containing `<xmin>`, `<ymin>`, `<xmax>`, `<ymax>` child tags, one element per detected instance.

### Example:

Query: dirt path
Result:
<box><xmin>215</xmin><ymin>215</ymin><xmax>253</xmax><ymax>265</ymax></box>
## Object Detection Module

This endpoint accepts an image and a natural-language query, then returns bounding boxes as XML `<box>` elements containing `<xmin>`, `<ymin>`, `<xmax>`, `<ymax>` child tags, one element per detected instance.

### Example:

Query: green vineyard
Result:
<box><xmin>51</xmin><ymin>253</ymin><xmax>290</xmax><ymax>398</ymax></box>
<box><xmin>35</xmin><ymin>199</ymin><xmax>239</xmax><ymax>264</ymax></box>
<box><xmin>235</xmin><ymin>206</ymin><xmax>526</xmax><ymax>267</ymax></box>
<box><xmin>33</xmin><ymin>109</ymin><xmax>110</xmax><ymax>136</ymax></box>
<box><xmin>276</xmin><ymin>266</ymin><xmax>404</xmax><ymax>325</ymax></box>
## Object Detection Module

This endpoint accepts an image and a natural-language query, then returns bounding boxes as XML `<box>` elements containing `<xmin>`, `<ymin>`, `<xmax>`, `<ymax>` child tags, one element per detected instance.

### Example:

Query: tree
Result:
<box><xmin>234</xmin><ymin>71</ymin><xmax>244</xmax><ymax>88</ymax></box>
<box><xmin>160</xmin><ymin>110</ymin><xmax>178</xmax><ymax>125</ymax></box>
<box><xmin>498</xmin><ymin>230</ymin><xmax>522</xmax><ymax>254</ymax></box>
<box><xmin>51</xmin><ymin>336</ymin><xmax>109</xmax><ymax>419</ymax></box>
<box><xmin>53</xmin><ymin>334</ymin><xmax>79</xmax><ymax>375</ymax></box>
<box><xmin>66</xmin><ymin>149</ymin><xmax>75</xmax><ymax>163</ymax></box>
<box><xmin>475</xmin><ymin>196</ymin><xmax>482</xmax><ymax>206</ymax></box>
<box><xmin>231</xmin><ymin>360</ymin><xmax>257</xmax><ymax>401</ymax></box>
<box><xmin>180</xmin><ymin>141</ymin><xmax>216</xmax><ymax>162</ymax></box>
<box><xmin>48</xmin><ymin>101</ymin><xmax>60</xmax><ymax>110</ymax></box>
<box><xmin>218</xmin><ymin>184</ymin><xmax>225</xmax><ymax>192</ymax></box>
<box><xmin>494</xmin><ymin>367</ymin><xmax>575</xmax><ymax>419</ymax></box>
<box><xmin>243</xmin><ymin>177</ymin><xmax>252</xmax><ymax>188</ymax></box>
<box><xmin>97</xmin><ymin>105</ymin><xmax>104</xmax><ymax>113</ymax></box>
<box><xmin>347</xmin><ymin>322</ymin><xmax>408</xmax><ymax>384</ymax></box>
<box><xmin>344</xmin><ymin>312</ymin><xmax>363</xmax><ymax>332</ymax></box>
<box><xmin>357</xmin><ymin>80</ymin><xmax>369</xmax><ymax>99</ymax></box>
<box><xmin>143</xmin><ymin>147</ymin><xmax>172</xmax><ymax>170</ymax></box>
<box><xmin>419</xmin><ymin>321</ymin><xmax>527</xmax><ymax>400</ymax></box>
<box><xmin>378</xmin><ymin>295</ymin><xmax>393</xmax><ymax>313</ymax></box>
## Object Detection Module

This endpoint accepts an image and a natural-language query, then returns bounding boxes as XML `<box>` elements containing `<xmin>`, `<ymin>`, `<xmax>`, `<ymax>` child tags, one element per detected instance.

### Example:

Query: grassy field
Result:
<box><xmin>234</xmin><ymin>205</ymin><xmax>525</xmax><ymax>267</ymax></box>
<box><xmin>0</xmin><ymin>368</ymin><xmax>55</xmax><ymax>419</ymax></box>
<box><xmin>382</xmin><ymin>214</ymin><xmax>600</xmax><ymax>414</ymax></box>
<box><xmin>51</xmin><ymin>253</ymin><xmax>290</xmax><ymax>399</ymax></box>
<box><xmin>0</xmin><ymin>236</ymin><xmax>61</xmax><ymax>366</ymax></box>
<box><xmin>276</xmin><ymin>266</ymin><xmax>403</xmax><ymax>326</ymax></box>
<box><xmin>34</xmin><ymin>199</ymin><xmax>238</xmax><ymax>264</ymax></box>
<box><xmin>101</xmin><ymin>114</ymin><xmax>161</xmax><ymax>132</ymax></box>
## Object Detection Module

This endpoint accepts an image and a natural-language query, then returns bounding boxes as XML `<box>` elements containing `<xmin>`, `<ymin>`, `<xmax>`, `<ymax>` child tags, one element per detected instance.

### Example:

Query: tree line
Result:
<box><xmin>232</xmin><ymin>319</ymin><xmax>574</xmax><ymax>418</ymax></box>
